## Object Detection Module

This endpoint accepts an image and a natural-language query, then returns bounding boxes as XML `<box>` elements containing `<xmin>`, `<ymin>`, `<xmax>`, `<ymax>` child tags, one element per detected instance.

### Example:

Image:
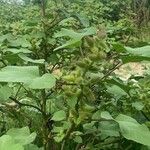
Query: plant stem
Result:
<box><xmin>9</xmin><ymin>97</ymin><xmax>44</xmax><ymax>115</ymax></box>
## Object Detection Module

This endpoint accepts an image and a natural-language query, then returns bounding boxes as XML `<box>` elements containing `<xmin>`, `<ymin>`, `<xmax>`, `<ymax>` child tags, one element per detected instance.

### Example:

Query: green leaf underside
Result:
<box><xmin>116</xmin><ymin>114</ymin><xmax>150</xmax><ymax>146</ymax></box>
<box><xmin>126</xmin><ymin>46</ymin><xmax>150</xmax><ymax>57</ymax></box>
<box><xmin>0</xmin><ymin>66</ymin><xmax>56</xmax><ymax>89</ymax></box>
<box><xmin>0</xmin><ymin>66</ymin><xmax>39</xmax><ymax>83</ymax></box>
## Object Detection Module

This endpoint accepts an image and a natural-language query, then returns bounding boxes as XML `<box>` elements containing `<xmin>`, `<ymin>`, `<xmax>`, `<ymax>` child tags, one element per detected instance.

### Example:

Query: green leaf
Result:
<box><xmin>126</xmin><ymin>46</ymin><xmax>150</xmax><ymax>57</ymax></box>
<box><xmin>112</xmin><ymin>43</ymin><xmax>127</xmax><ymax>53</ymax></box>
<box><xmin>101</xmin><ymin>111</ymin><xmax>113</xmax><ymax>120</ymax></box>
<box><xmin>121</xmin><ymin>55</ymin><xmax>150</xmax><ymax>63</ymax></box>
<box><xmin>73</xmin><ymin>136</ymin><xmax>82</xmax><ymax>143</ymax></box>
<box><xmin>132</xmin><ymin>102</ymin><xmax>144</xmax><ymax>111</ymax></box>
<box><xmin>9</xmin><ymin>37</ymin><xmax>31</xmax><ymax>48</ymax></box>
<box><xmin>0</xmin><ymin>135</ymin><xmax>24</xmax><ymax>150</ymax></box>
<box><xmin>54</xmin><ymin>27</ymin><xmax>96</xmax><ymax>51</ymax></box>
<box><xmin>55</xmin><ymin>28</ymin><xmax>81</xmax><ymax>39</ymax></box>
<box><xmin>99</xmin><ymin>121</ymin><xmax>120</xmax><ymax>137</ymax></box>
<box><xmin>115</xmin><ymin>114</ymin><xmax>150</xmax><ymax>146</ymax></box>
<box><xmin>7</xmin><ymin>126</ymin><xmax>36</xmax><ymax>146</ymax></box>
<box><xmin>75</xmin><ymin>13</ymin><xmax>90</xmax><ymax>27</ymax></box>
<box><xmin>3</xmin><ymin>48</ymin><xmax>32</xmax><ymax>54</ymax></box>
<box><xmin>107</xmin><ymin>85</ymin><xmax>127</xmax><ymax>99</ymax></box>
<box><xmin>25</xmin><ymin>144</ymin><xmax>43</xmax><ymax>150</ymax></box>
<box><xmin>28</xmin><ymin>73</ymin><xmax>56</xmax><ymax>89</ymax></box>
<box><xmin>51</xmin><ymin>110</ymin><xmax>66</xmax><ymax>121</ymax></box>
<box><xmin>0</xmin><ymin>86</ymin><xmax>12</xmax><ymax>102</ymax></box>
<box><xmin>55</xmin><ymin>27</ymin><xmax>96</xmax><ymax>39</ymax></box>
<box><xmin>18</xmin><ymin>54</ymin><xmax>45</xmax><ymax>64</ymax></box>
<box><xmin>92</xmin><ymin>110</ymin><xmax>101</xmax><ymax>120</ymax></box>
<box><xmin>54</xmin><ymin>39</ymin><xmax>81</xmax><ymax>51</ymax></box>
<box><xmin>67</xmin><ymin>97</ymin><xmax>77</xmax><ymax>109</ymax></box>
<box><xmin>122</xmin><ymin>46</ymin><xmax>150</xmax><ymax>63</ymax></box>
<box><xmin>0</xmin><ymin>34</ymin><xmax>13</xmax><ymax>43</ymax></box>
<box><xmin>0</xmin><ymin>66</ymin><xmax>39</xmax><ymax>83</ymax></box>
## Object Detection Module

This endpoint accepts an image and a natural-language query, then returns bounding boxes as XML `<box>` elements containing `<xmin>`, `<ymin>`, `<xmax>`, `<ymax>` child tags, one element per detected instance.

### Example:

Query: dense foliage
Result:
<box><xmin>0</xmin><ymin>0</ymin><xmax>150</xmax><ymax>150</ymax></box>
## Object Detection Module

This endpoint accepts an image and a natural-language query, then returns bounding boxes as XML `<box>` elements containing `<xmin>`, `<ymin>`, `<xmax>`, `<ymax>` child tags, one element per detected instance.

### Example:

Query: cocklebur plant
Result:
<box><xmin>0</xmin><ymin>0</ymin><xmax>150</xmax><ymax>150</ymax></box>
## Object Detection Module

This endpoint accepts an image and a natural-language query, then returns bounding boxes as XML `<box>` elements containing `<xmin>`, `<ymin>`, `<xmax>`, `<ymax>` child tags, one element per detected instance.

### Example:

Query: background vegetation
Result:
<box><xmin>0</xmin><ymin>0</ymin><xmax>150</xmax><ymax>150</ymax></box>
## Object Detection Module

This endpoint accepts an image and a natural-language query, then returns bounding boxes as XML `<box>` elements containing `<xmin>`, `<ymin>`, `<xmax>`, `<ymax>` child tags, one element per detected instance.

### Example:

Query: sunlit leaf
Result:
<box><xmin>0</xmin><ymin>135</ymin><xmax>24</xmax><ymax>150</ymax></box>
<box><xmin>0</xmin><ymin>86</ymin><xmax>12</xmax><ymax>102</ymax></box>
<box><xmin>0</xmin><ymin>66</ymin><xmax>39</xmax><ymax>83</ymax></box>
<box><xmin>7</xmin><ymin>126</ymin><xmax>36</xmax><ymax>146</ymax></box>
<box><xmin>116</xmin><ymin>114</ymin><xmax>150</xmax><ymax>146</ymax></box>
<box><xmin>18</xmin><ymin>54</ymin><xmax>45</xmax><ymax>64</ymax></box>
<box><xmin>28</xmin><ymin>73</ymin><xmax>56</xmax><ymax>89</ymax></box>
<box><xmin>51</xmin><ymin>110</ymin><xmax>66</xmax><ymax>121</ymax></box>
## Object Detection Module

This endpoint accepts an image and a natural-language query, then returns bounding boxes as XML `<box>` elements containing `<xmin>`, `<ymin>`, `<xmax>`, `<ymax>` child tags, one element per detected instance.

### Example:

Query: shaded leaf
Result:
<box><xmin>25</xmin><ymin>144</ymin><xmax>43</xmax><ymax>150</ymax></box>
<box><xmin>126</xmin><ymin>46</ymin><xmax>150</xmax><ymax>57</ymax></box>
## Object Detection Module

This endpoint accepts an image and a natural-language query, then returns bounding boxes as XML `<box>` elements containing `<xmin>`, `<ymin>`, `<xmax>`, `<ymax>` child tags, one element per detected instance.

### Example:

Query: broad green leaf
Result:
<box><xmin>18</xmin><ymin>54</ymin><xmax>45</xmax><ymax>64</ymax></box>
<box><xmin>92</xmin><ymin>110</ymin><xmax>101</xmax><ymax>120</ymax></box>
<box><xmin>121</xmin><ymin>55</ymin><xmax>150</xmax><ymax>63</ymax></box>
<box><xmin>132</xmin><ymin>102</ymin><xmax>144</xmax><ymax>111</ymax></box>
<box><xmin>55</xmin><ymin>27</ymin><xmax>96</xmax><ymax>39</ymax></box>
<box><xmin>55</xmin><ymin>28</ymin><xmax>80</xmax><ymax>39</ymax></box>
<box><xmin>0</xmin><ymin>86</ymin><xmax>12</xmax><ymax>102</ymax></box>
<box><xmin>83</xmin><ymin>122</ymin><xmax>97</xmax><ymax>134</ymax></box>
<box><xmin>3</xmin><ymin>48</ymin><xmax>32</xmax><ymax>54</ymax></box>
<box><xmin>92</xmin><ymin>111</ymin><xmax>113</xmax><ymax>121</ymax></box>
<box><xmin>67</xmin><ymin>97</ymin><xmax>77</xmax><ymax>109</ymax></box>
<box><xmin>101</xmin><ymin>111</ymin><xmax>113</xmax><ymax>120</ymax></box>
<box><xmin>115</xmin><ymin>114</ymin><xmax>150</xmax><ymax>146</ymax></box>
<box><xmin>54</xmin><ymin>39</ymin><xmax>81</xmax><ymax>51</ymax></box>
<box><xmin>0</xmin><ymin>135</ymin><xmax>24</xmax><ymax>150</ymax></box>
<box><xmin>73</xmin><ymin>136</ymin><xmax>82</xmax><ymax>143</ymax></box>
<box><xmin>106</xmin><ymin>78</ymin><xmax>130</xmax><ymax>94</ymax></box>
<box><xmin>54</xmin><ymin>27</ymin><xmax>96</xmax><ymax>50</ymax></box>
<box><xmin>107</xmin><ymin>85</ymin><xmax>127</xmax><ymax>99</ymax></box>
<box><xmin>59</xmin><ymin>17</ymin><xmax>76</xmax><ymax>26</ymax></box>
<box><xmin>0</xmin><ymin>66</ymin><xmax>39</xmax><ymax>83</ymax></box>
<box><xmin>75</xmin><ymin>13</ymin><xmax>90</xmax><ymax>27</ymax></box>
<box><xmin>51</xmin><ymin>110</ymin><xmax>66</xmax><ymax>121</ymax></box>
<box><xmin>2</xmin><ymin>53</ymin><xmax>22</xmax><ymax>64</ymax></box>
<box><xmin>7</xmin><ymin>127</ymin><xmax>36</xmax><ymax>146</ymax></box>
<box><xmin>126</xmin><ymin>46</ymin><xmax>150</xmax><ymax>57</ymax></box>
<box><xmin>112</xmin><ymin>43</ymin><xmax>126</xmax><ymax>53</ymax></box>
<box><xmin>9</xmin><ymin>37</ymin><xmax>31</xmax><ymax>48</ymax></box>
<box><xmin>0</xmin><ymin>34</ymin><xmax>13</xmax><ymax>43</ymax></box>
<box><xmin>25</xmin><ymin>144</ymin><xmax>43</xmax><ymax>150</ymax></box>
<box><xmin>28</xmin><ymin>73</ymin><xmax>56</xmax><ymax>89</ymax></box>
<box><xmin>54</xmin><ymin>133</ymin><xmax>65</xmax><ymax>143</ymax></box>
<box><xmin>99</xmin><ymin>121</ymin><xmax>120</xmax><ymax>137</ymax></box>
<box><xmin>122</xmin><ymin>46</ymin><xmax>150</xmax><ymax>63</ymax></box>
